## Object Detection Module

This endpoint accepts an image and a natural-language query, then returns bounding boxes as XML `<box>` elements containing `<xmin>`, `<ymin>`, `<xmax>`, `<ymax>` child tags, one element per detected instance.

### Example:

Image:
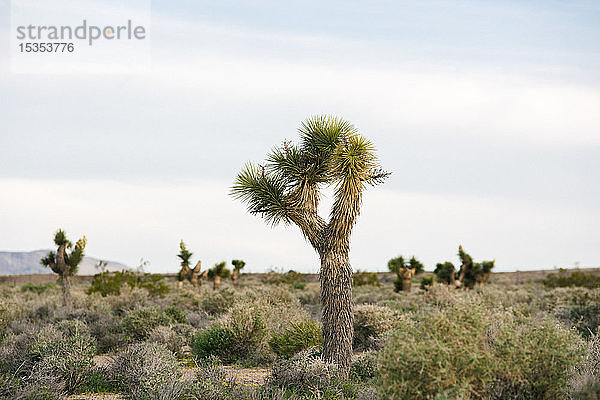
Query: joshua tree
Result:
<box><xmin>434</xmin><ymin>246</ymin><xmax>495</xmax><ymax>288</ymax></box>
<box><xmin>232</xmin><ymin>115</ymin><xmax>388</xmax><ymax>376</ymax></box>
<box><xmin>208</xmin><ymin>261</ymin><xmax>231</xmax><ymax>290</ymax></box>
<box><xmin>40</xmin><ymin>229</ymin><xmax>86</xmax><ymax>312</ymax></box>
<box><xmin>434</xmin><ymin>261</ymin><xmax>457</xmax><ymax>285</ymax></box>
<box><xmin>231</xmin><ymin>259</ymin><xmax>246</xmax><ymax>285</ymax></box>
<box><xmin>388</xmin><ymin>255</ymin><xmax>424</xmax><ymax>292</ymax></box>
<box><xmin>177</xmin><ymin>240</ymin><xmax>205</xmax><ymax>289</ymax></box>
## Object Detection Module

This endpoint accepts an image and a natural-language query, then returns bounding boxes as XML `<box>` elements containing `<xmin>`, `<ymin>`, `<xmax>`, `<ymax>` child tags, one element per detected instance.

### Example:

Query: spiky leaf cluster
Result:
<box><xmin>231</xmin><ymin>259</ymin><xmax>246</xmax><ymax>271</ymax></box>
<box><xmin>208</xmin><ymin>261</ymin><xmax>231</xmax><ymax>280</ymax></box>
<box><xmin>40</xmin><ymin>229</ymin><xmax>87</xmax><ymax>276</ymax></box>
<box><xmin>231</xmin><ymin>115</ymin><xmax>389</xmax><ymax>250</ymax></box>
<box><xmin>177</xmin><ymin>240</ymin><xmax>193</xmax><ymax>267</ymax></box>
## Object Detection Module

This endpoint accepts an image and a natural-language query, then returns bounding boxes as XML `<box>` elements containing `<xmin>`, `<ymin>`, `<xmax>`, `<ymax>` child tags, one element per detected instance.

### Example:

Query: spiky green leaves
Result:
<box><xmin>231</xmin><ymin>259</ymin><xmax>246</xmax><ymax>271</ymax></box>
<box><xmin>387</xmin><ymin>256</ymin><xmax>406</xmax><ymax>274</ymax></box>
<box><xmin>231</xmin><ymin>115</ymin><xmax>388</xmax><ymax>248</ymax></box>
<box><xmin>41</xmin><ymin>229</ymin><xmax>86</xmax><ymax>276</ymax></box>
<box><xmin>232</xmin><ymin>162</ymin><xmax>292</xmax><ymax>226</ymax></box>
<box><xmin>66</xmin><ymin>236</ymin><xmax>87</xmax><ymax>273</ymax></box>
<box><xmin>178</xmin><ymin>240</ymin><xmax>193</xmax><ymax>267</ymax></box>
<box><xmin>53</xmin><ymin>229</ymin><xmax>71</xmax><ymax>247</ymax></box>
<box><xmin>208</xmin><ymin>261</ymin><xmax>231</xmax><ymax>279</ymax></box>
<box><xmin>40</xmin><ymin>251</ymin><xmax>56</xmax><ymax>267</ymax></box>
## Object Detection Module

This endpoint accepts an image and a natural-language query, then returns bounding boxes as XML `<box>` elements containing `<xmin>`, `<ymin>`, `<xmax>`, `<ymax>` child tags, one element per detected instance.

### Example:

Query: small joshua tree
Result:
<box><xmin>388</xmin><ymin>255</ymin><xmax>424</xmax><ymax>292</ymax></box>
<box><xmin>207</xmin><ymin>261</ymin><xmax>231</xmax><ymax>290</ymax></box>
<box><xmin>231</xmin><ymin>259</ymin><xmax>246</xmax><ymax>285</ymax></box>
<box><xmin>177</xmin><ymin>240</ymin><xmax>205</xmax><ymax>289</ymax></box>
<box><xmin>232</xmin><ymin>116</ymin><xmax>388</xmax><ymax>376</ymax></box>
<box><xmin>40</xmin><ymin>229</ymin><xmax>86</xmax><ymax>312</ymax></box>
<box><xmin>434</xmin><ymin>246</ymin><xmax>494</xmax><ymax>288</ymax></box>
<box><xmin>434</xmin><ymin>261</ymin><xmax>457</xmax><ymax>285</ymax></box>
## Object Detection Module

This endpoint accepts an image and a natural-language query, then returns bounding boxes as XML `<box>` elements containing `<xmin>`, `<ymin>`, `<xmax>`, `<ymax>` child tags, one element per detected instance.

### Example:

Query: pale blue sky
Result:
<box><xmin>0</xmin><ymin>0</ymin><xmax>598</xmax><ymax>273</ymax></box>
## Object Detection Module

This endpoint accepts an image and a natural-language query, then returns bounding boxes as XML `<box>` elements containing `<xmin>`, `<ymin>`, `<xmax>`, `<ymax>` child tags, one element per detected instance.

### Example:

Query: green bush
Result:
<box><xmin>121</xmin><ymin>306</ymin><xmax>175</xmax><ymax>340</ymax></box>
<box><xmin>109</xmin><ymin>342</ymin><xmax>186</xmax><ymax>400</ymax></box>
<box><xmin>192</xmin><ymin>327</ymin><xmax>235</xmax><ymax>362</ymax></box>
<box><xmin>192</xmin><ymin>305</ymin><xmax>267</xmax><ymax>363</ymax></box>
<box><xmin>353</xmin><ymin>304</ymin><xmax>397</xmax><ymax>351</ymax></box>
<box><xmin>269</xmin><ymin>321</ymin><xmax>322</xmax><ymax>358</ymax></box>
<box><xmin>378</xmin><ymin>300</ymin><xmax>584</xmax><ymax>399</ymax></box>
<box><xmin>544</xmin><ymin>269</ymin><xmax>600</xmax><ymax>289</ymax></box>
<box><xmin>201</xmin><ymin>288</ymin><xmax>236</xmax><ymax>315</ymax></box>
<box><xmin>0</xmin><ymin>320</ymin><xmax>96</xmax><ymax>398</ymax></box>
<box><xmin>353</xmin><ymin>271</ymin><xmax>380</xmax><ymax>287</ymax></box>
<box><xmin>20</xmin><ymin>283</ymin><xmax>56</xmax><ymax>294</ymax></box>
<box><xmin>87</xmin><ymin>270</ymin><xmax>170</xmax><ymax>297</ymax></box>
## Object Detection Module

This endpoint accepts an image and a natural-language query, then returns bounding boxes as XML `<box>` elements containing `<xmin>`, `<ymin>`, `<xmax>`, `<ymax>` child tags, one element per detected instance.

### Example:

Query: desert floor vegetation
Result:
<box><xmin>1</xmin><ymin>270</ymin><xmax>600</xmax><ymax>399</ymax></box>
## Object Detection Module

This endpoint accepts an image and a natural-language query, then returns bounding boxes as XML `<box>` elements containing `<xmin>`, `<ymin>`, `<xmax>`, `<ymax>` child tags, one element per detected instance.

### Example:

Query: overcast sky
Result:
<box><xmin>0</xmin><ymin>0</ymin><xmax>599</xmax><ymax>273</ymax></box>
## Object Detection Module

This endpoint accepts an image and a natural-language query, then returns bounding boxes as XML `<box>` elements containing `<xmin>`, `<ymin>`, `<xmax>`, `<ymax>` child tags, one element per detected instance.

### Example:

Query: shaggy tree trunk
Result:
<box><xmin>232</xmin><ymin>269</ymin><xmax>240</xmax><ymax>285</ymax></box>
<box><xmin>320</xmin><ymin>249</ymin><xmax>353</xmax><ymax>377</ymax></box>
<box><xmin>401</xmin><ymin>278</ymin><xmax>412</xmax><ymax>292</ymax></box>
<box><xmin>60</xmin><ymin>274</ymin><xmax>73</xmax><ymax>312</ymax></box>
<box><xmin>190</xmin><ymin>261</ymin><xmax>202</xmax><ymax>288</ymax></box>
<box><xmin>213</xmin><ymin>275</ymin><xmax>221</xmax><ymax>290</ymax></box>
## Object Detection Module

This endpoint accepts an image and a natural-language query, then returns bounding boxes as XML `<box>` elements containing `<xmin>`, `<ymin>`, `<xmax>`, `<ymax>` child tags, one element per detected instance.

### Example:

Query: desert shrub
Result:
<box><xmin>0</xmin><ymin>320</ymin><xmax>96</xmax><ymax>397</ymax></box>
<box><xmin>378</xmin><ymin>299</ymin><xmax>584</xmax><ymax>400</ymax></box>
<box><xmin>121</xmin><ymin>306</ymin><xmax>176</xmax><ymax>340</ymax></box>
<box><xmin>572</xmin><ymin>380</ymin><xmax>600</xmax><ymax>400</ymax></box>
<box><xmin>269</xmin><ymin>320</ymin><xmax>322</xmax><ymax>358</ymax></box>
<box><xmin>82</xmin><ymin>312</ymin><xmax>125</xmax><ymax>354</ymax></box>
<box><xmin>350</xmin><ymin>351</ymin><xmax>377</xmax><ymax>381</ymax></box>
<box><xmin>570</xmin><ymin>333</ymin><xmax>600</xmax><ymax>399</ymax></box>
<box><xmin>268</xmin><ymin>347</ymin><xmax>347</xmax><ymax>397</ymax></box>
<box><xmin>88</xmin><ymin>270</ymin><xmax>170</xmax><ymax>298</ymax></box>
<box><xmin>353</xmin><ymin>304</ymin><xmax>397</xmax><ymax>351</ymax></box>
<box><xmin>165</xmin><ymin>305</ymin><xmax>187</xmax><ymax>324</ymax></box>
<box><xmin>192</xmin><ymin>327</ymin><xmax>235</xmax><ymax>362</ymax></box>
<box><xmin>186</xmin><ymin>357</ymin><xmax>253</xmax><ymax>400</ymax></box>
<box><xmin>544</xmin><ymin>269</ymin><xmax>600</xmax><ymax>289</ymax></box>
<box><xmin>262</xmin><ymin>270</ymin><xmax>306</xmax><ymax>287</ymax></box>
<box><xmin>20</xmin><ymin>282</ymin><xmax>56</xmax><ymax>294</ymax></box>
<box><xmin>147</xmin><ymin>325</ymin><xmax>186</xmax><ymax>358</ymax></box>
<box><xmin>193</xmin><ymin>305</ymin><xmax>267</xmax><ymax>363</ymax></box>
<box><xmin>559</xmin><ymin>303</ymin><xmax>600</xmax><ymax>338</ymax></box>
<box><xmin>109</xmin><ymin>342</ymin><xmax>186</xmax><ymax>400</ymax></box>
<box><xmin>201</xmin><ymin>288</ymin><xmax>236</xmax><ymax>315</ymax></box>
<box><xmin>186</xmin><ymin>310</ymin><xmax>212</xmax><ymax>329</ymax></box>
<box><xmin>490</xmin><ymin>318</ymin><xmax>584</xmax><ymax>399</ymax></box>
<box><xmin>353</xmin><ymin>271</ymin><xmax>379</xmax><ymax>287</ymax></box>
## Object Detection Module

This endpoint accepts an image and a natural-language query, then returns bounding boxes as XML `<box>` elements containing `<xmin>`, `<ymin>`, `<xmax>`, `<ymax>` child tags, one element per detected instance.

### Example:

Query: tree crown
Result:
<box><xmin>232</xmin><ymin>259</ymin><xmax>246</xmax><ymax>271</ymax></box>
<box><xmin>177</xmin><ymin>240</ymin><xmax>193</xmax><ymax>267</ymax></box>
<box><xmin>231</xmin><ymin>115</ymin><xmax>388</xmax><ymax>252</ymax></box>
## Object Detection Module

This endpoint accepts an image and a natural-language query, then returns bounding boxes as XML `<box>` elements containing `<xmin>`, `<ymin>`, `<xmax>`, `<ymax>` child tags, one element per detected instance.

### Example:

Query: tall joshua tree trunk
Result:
<box><xmin>55</xmin><ymin>244</ymin><xmax>74</xmax><ymax>312</ymax></box>
<box><xmin>320</xmin><ymin>247</ymin><xmax>353</xmax><ymax>369</ymax></box>
<box><xmin>232</xmin><ymin>116</ymin><xmax>388</xmax><ymax>377</ymax></box>
<box><xmin>213</xmin><ymin>275</ymin><xmax>221</xmax><ymax>290</ymax></box>
<box><xmin>190</xmin><ymin>261</ymin><xmax>202</xmax><ymax>287</ymax></box>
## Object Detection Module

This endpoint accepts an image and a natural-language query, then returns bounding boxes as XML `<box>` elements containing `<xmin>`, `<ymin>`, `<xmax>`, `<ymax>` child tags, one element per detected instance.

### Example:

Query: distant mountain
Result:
<box><xmin>0</xmin><ymin>250</ymin><xmax>129</xmax><ymax>275</ymax></box>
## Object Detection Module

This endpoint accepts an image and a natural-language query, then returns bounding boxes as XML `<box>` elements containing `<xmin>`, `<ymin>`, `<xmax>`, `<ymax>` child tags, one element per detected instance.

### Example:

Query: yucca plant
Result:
<box><xmin>177</xmin><ymin>240</ymin><xmax>205</xmax><ymax>289</ymax></box>
<box><xmin>40</xmin><ymin>229</ymin><xmax>86</xmax><ymax>312</ymax></box>
<box><xmin>207</xmin><ymin>261</ymin><xmax>231</xmax><ymax>290</ymax></box>
<box><xmin>231</xmin><ymin>259</ymin><xmax>246</xmax><ymax>285</ymax></box>
<box><xmin>388</xmin><ymin>256</ymin><xmax>418</xmax><ymax>292</ymax></box>
<box><xmin>231</xmin><ymin>115</ymin><xmax>388</xmax><ymax>376</ymax></box>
